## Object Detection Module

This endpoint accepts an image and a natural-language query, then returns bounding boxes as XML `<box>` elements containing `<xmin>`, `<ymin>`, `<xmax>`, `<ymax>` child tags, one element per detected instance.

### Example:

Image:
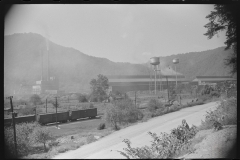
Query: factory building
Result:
<box><xmin>32</xmin><ymin>76</ymin><xmax>59</xmax><ymax>95</ymax></box>
<box><xmin>32</xmin><ymin>42</ymin><xmax>59</xmax><ymax>95</ymax></box>
<box><xmin>192</xmin><ymin>76</ymin><xmax>237</xmax><ymax>86</ymax></box>
<box><xmin>107</xmin><ymin>74</ymin><xmax>187</xmax><ymax>94</ymax></box>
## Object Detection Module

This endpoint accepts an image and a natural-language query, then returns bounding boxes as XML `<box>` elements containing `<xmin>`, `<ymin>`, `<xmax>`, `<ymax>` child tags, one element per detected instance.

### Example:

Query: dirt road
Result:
<box><xmin>53</xmin><ymin>101</ymin><xmax>220</xmax><ymax>159</ymax></box>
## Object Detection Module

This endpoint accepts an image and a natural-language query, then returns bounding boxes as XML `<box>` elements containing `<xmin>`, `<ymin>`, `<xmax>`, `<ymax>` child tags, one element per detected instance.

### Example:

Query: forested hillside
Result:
<box><xmin>4</xmin><ymin>33</ymin><xmax>232</xmax><ymax>95</ymax></box>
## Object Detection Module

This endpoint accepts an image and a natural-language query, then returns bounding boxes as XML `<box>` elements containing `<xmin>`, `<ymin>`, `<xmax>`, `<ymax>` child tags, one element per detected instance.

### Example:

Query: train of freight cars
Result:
<box><xmin>4</xmin><ymin>108</ymin><xmax>97</xmax><ymax>127</ymax></box>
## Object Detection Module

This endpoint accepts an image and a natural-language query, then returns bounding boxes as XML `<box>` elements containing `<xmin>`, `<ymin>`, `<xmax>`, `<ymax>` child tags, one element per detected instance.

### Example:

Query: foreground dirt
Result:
<box><xmin>53</xmin><ymin>101</ymin><xmax>219</xmax><ymax>159</ymax></box>
<box><xmin>180</xmin><ymin>125</ymin><xmax>237</xmax><ymax>158</ymax></box>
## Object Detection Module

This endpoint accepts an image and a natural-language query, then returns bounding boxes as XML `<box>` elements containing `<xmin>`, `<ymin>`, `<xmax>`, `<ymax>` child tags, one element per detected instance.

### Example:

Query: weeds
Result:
<box><xmin>86</xmin><ymin>135</ymin><xmax>97</xmax><ymax>144</ymax></box>
<box><xmin>98</xmin><ymin>123</ymin><xmax>106</xmax><ymax>130</ymax></box>
<box><xmin>118</xmin><ymin>120</ymin><xmax>198</xmax><ymax>159</ymax></box>
<box><xmin>104</xmin><ymin>99</ymin><xmax>143</xmax><ymax>130</ymax></box>
<box><xmin>198</xmin><ymin>97</ymin><xmax>237</xmax><ymax>131</ymax></box>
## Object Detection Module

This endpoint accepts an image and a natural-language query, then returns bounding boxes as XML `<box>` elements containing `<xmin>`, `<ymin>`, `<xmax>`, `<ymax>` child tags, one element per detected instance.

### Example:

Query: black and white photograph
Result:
<box><xmin>4</xmin><ymin>3</ymin><xmax>237</xmax><ymax>159</ymax></box>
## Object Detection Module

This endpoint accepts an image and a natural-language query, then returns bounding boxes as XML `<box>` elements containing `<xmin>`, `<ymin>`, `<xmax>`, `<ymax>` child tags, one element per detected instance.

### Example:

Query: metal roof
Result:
<box><xmin>107</xmin><ymin>75</ymin><xmax>185</xmax><ymax>79</ymax></box>
<box><xmin>193</xmin><ymin>77</ymin><xmax>236</xmax><ymax>82</ymax></box>
<box><xmin>109</xmin><ymin>78</ymin><xmax>187</xmax><ymax>83</ymax></box>
<box><xmin>195</xmin><ymin>76</ymin><xmax>234</xmax><ymax>79</ymax></box>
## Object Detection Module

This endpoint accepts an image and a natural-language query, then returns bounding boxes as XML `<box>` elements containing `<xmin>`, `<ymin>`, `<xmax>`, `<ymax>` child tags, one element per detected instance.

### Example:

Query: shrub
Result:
<box><xmin>119</xmin><ymin>132</ymin><xmax>184</xmax><ymax>158</ymax></box>
<box><xmin>104</xmin><ymin>105</ymin><xmax>121</xmax><ymax>130</ymax></box>
<box><xmin>210</xmin><ymin>91</ymin><xmax>220</xmax><ymax>98</ymax></box>
<box><xmin>81</xmin><ymin>103</ymin><xmax>94</xmax><ymax>110</ymax></box>
<box><xmin>48</xmin><ymin>140</ymin><xmax>59</xmax><ymax>147</ymax></box>
<box><xmin>30</xmin><ymin>94</ymin><xmax>42</xmax><ymax>105</ymax></box>
<box><xmin>89</xmin><ymin>103</ymin><xmax>94</xmax><ymax>109</ymax></box>
<box><xmin>142</xmin><ymin>111</ymin><xmax>153</xmax><ymax>122</ymax></box>
<box><xmin>104</xmin><ymin>100</ymin><xmax>143</xmax><ymax>130</ymax></box>
<box><xmin>30</xmin><ymin>126</ymin><xmax>55</xmax><ymax>152</ymax></box>
<box><xmin>4</xmin><ymin>122</ymin><xmax>41</xmax><ymax>158</ymax></box>
<box><xmin>98</xmin><ymin>123</ymin><xmax>106</xmax><ymax>130</ymax></box>
<box><xmin>89</xmin><ymin>95</ymin><xmax>98</xmax><ymax>102</ymax></box>
<box><xmin>147</xmin><ymin>99</ymin><xmax>165</xmax><ymax>113</ymax></box>
<box><xmin>78</xmin><ymin>95</ymin><xmax>88</xmax><ymax>103</ymax></box>
<box><xmin>115</xmin><ymin>99</ymin><xmax>143</xmax><ymax>123</ymax></box>
<box><xmin>171</xmin><ymin>120</ymin><xmax>198</xmax><ymax>143</ymax></box>
<box><xmin>118</xmin><ymin>120</ymin><xmax>198</xmax><ymax>159</ymax></box>
<box><xmin>86</xmin><ymin>135</ymin><xmax>97</xmax><ymax>144</ymax></box>
<box><xmin>55</xmin><ymin>143</ymin><xmax>83</xmax><ymax>154</ymax></box>
<box><xmin>199</xmin><ymin>97</ymin><xmax>237</xmax><ymax>130</ymax></box>
<box><xmin>198</xmin><ymin>94</ymin><xmax>211</xmax><ymax>102</ymax></box>
<box><xmin>17</xmin><ymin>105</ymin><xmax>35</xmax><ymax>116</ymax></box>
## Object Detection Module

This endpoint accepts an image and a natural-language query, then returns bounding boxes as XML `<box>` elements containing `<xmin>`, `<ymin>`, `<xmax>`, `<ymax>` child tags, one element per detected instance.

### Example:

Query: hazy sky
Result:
<box><xmin>5</xmin><ymin>4</ymin><xmax>226</xmax><ymax>63</ymax></box>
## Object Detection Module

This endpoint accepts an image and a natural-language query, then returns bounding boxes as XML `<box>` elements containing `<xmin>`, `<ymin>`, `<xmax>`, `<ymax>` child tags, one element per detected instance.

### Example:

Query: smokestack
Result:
<box><xmin>40</xmin><ymin>50</ymin><xmax>43</xmax><ymax>81</ymax></box>
<box><xmin>47</xmin><ymin>48</ymin><xmax>49</xmax><ymax>81</ymax></box>
<box><xmin>46</xmin><ymin>37</ymin><xmax>49</xmax><ymax>81</ymax></box>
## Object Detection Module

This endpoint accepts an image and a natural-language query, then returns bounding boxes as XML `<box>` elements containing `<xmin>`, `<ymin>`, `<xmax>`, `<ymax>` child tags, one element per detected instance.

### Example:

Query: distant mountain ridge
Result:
<box><xmin>4</xmin><ymin>33</ymin><xmax>232</xmax><ymax>95</ymax></box>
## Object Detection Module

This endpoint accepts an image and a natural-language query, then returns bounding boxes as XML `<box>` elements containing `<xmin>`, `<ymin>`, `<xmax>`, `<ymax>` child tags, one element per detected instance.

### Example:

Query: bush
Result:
<box><xmin>30</xmin><ymin>94</ymin><xmax>42</xmax><ymax>105</ymax></box>
<box><xmin>89</xmin><ymin>95</ymin><xmax>98</xmax><ymax>102</ymax></box>
<box><xmin>17</xmin><ymin>105</ymin><xmax>35</xmax><ymax>116</ymax></box>
<box><xmin>48</xmin><ymin>140</ymin><xmax>59</xmax><ymax>147</ymax></box>
<box><xmin>118</xmin><ymin>120</ymin><xmax>197</xmax><ymax>159</ymax></box>
<box><xmin>104</xmin><ymin>105</ymin><xmax>121</xmax><ymax>130</ymax></box>
<box><xmin>210</xmin><ymin>91</ymin><xmax>220</xmax><ymax>98</ymax></box>
<box><xmin>78</xmin><ymin>95</ymin><xmax>88</xmax><ymax>103</ymax></box>
<box><xmin>89</xmin><ymin>103</ymin><xmax>94</xmax><ymax>109</ymax></box>
<box><xmin>198</xmin><ymin>94</ymin><xmax>211</xmax><ymax>102</ymax></box>
<box><xmin>147</xmin><ymin>99</ymin><xmax>165</xmax><ymax>113</ymax></box>
<box><xmin>171</xmin><ymin>120</ymin><xmax>198</xmax><ymax>143</ymax></box>
<box><xmin>104</xmin><ymin>100</ymin><xmax>143</xmax><ymax>130</ymax></box>
<box><xmin>30</xmin><ymin>126</ymin><xmax>55</xmax><ymax>152</ymax></box>
<box><xmin>55</xmin><ymin>143</ymin><xmax>82</xmax><ymax>154</ymax></box>
<box><xmin>98</xmin><ymin>123</ymin><xmax>106</xmax><ymax>130</ymax></box>
<box><xmin>86</xmin><ymin>135</ymin><xmax>97</xmax><ymax>144</ymax></box>
<box><xmin>199</xmin><ymin>97</ymin><xmax>237</xmax><ymax>131</ymax></box>
<box><xmin>115</xmin><ymin>99</ymin><xmax>143</xmax><ymax>123</ymax></box>
<box><xmin>4</xmin><ymin>122</ymin><xmax>41</xmax><ymax>158</ymax></box>
<box><xmin>80</xmin><ymin>103</ymin><xmax>95</xmax><ymax>110</ymax></box>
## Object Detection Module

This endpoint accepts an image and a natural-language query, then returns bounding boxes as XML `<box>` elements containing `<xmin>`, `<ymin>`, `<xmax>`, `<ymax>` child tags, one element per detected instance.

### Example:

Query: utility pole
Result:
<box><xmin>6</xmin><ymin>96</ymin><xmax>18</xmax><ymax>157</ymax></box>
<box><xmin>166</xmin><ymin>76</ymin><xmax>169</xmax><ymax>103</ymax></box>
<box><xmin>55</xmin><ymin>97</ymin><xmax>58</xmax><ymax>128</ymax></box>
<box><xmin>175</xmin><ymin>65</ymin><xmax>177</xmax><ymax>89</ymax></box>
<box><xmin>135</xmin><ymin>91</ymin><xmax>137</xmax><ymax>108</ymax></box>
<box><xmin>46</xmin><ymin>98</ymin><xmax>47</xmax><ymax>113</ymax></box>
<box><xmin>35</xmin><ymin>107</ymin><xmax>37</xmax><ymax>119</ymax></box>
<box><xmin>154</xmin><ymin>67</ymin><xmax>157</xmax><ymax>95</ymax></box>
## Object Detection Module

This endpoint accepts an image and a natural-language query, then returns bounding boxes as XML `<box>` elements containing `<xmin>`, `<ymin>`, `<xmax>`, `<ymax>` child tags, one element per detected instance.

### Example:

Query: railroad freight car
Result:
<box><xmin>69</xmin><ymin>109</ymin><xmax>85</xmax><ymax>121</ymax></box>
<box><xmin>4</xmin><ymin>108</ymin><xmax>98</xmax><ymax>126</ymax></box>
<box><xmin>37</xmin><ymin>111</ymin><xmax>69</xmax><ymax>125</ymax></box>
<box><xmin>85</xmin><ymin>108</ymin><xmax>97</xmax><ymax>118</ymax></box>
<box><xmin>56</xmin><ymin>111</ymin><xmax>69</xmax><ymax>123</ymax></box>
<box><xmin>37</xmin><ymin>113</ymin><xmax>56</xmax><ymax>125</ymax></box>
<box><xmin>4</xmin><ymin>115</ymin><xmax>36</xmax><ymax>127</ymax></box>
<box><xmin>69</xmin><ymin>108</ymin><xmax>97</xmax><ymax>121</ymax></box>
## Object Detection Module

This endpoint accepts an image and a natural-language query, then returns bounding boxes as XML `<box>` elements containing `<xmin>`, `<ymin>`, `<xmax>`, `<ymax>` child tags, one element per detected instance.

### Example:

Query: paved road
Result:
<box><xmin>53</xmin><ymin>101</ymin><xmax>220</xmax><ymax>159</ymax></box>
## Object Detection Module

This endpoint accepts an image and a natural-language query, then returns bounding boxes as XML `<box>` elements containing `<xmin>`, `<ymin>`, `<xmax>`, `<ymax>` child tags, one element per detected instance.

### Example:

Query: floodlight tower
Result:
<box><xmin>173</xmin><ymin>58</ymin><xmax>179</xmax><ymax>89</ymax></box>
<box><xmin>150</xmin><ymin>57</ymin><xmax>160</xmax><ymax>95</ymax></box>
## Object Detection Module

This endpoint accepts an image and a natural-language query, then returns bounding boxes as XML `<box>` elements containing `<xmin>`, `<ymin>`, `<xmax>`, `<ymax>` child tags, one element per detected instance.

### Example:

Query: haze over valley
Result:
<box><xmin>4</xmin><ymin>33</ymin><xmax>232</xmax><ymax>95</ymax></box>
